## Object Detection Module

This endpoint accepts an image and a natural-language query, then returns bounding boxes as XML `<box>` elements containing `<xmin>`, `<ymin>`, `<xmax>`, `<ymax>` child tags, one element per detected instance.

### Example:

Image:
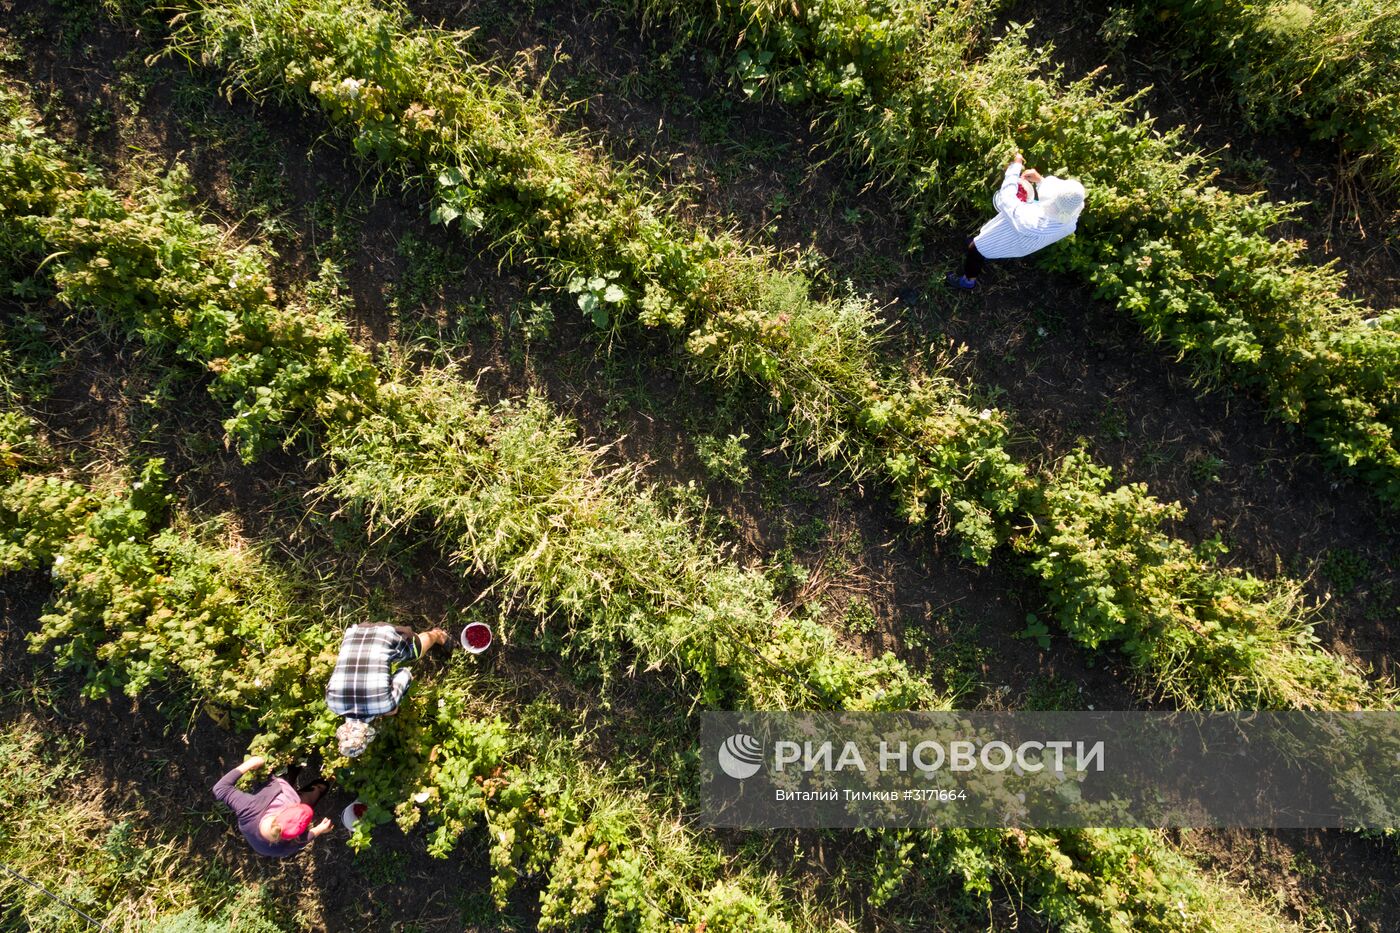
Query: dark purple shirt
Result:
<box><xmin>212</xmin><ymin>766</ymin><xmax>310</xmax><ymax>858</ymax></box>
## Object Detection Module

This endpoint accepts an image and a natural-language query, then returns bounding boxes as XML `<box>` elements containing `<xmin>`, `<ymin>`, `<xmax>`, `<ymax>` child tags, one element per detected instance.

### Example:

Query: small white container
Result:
<box><xmin>460</xmin><ymin>622</ymin><xmax>493</xmax><ymax>654</ymax></box>
<box><xmin>341</xmin><ymin>800</ymin><xmax>369</xmax><ymax>830</ymax></box>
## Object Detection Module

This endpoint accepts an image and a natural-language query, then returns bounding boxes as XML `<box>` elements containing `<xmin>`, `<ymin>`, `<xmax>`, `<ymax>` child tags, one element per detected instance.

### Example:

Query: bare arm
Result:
<box><xmin>416</xmin><ymin>628</ymin><xmax>448</xmax><ymax>656</ymax></box>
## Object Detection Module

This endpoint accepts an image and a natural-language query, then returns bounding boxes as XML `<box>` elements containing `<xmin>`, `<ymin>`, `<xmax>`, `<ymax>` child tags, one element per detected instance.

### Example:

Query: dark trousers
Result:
<box><xmin>963</xmin><ymin>239</ymin><xmax>986</xmax><ymax>279</ymax></box>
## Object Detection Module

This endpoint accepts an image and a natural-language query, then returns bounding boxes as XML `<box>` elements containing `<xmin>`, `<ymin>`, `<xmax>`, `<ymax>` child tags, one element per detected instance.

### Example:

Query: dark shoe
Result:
<box><xmin>944</xmin><ymin>273</ymin><xmax>977</xmax><ymax>291</ymax></box>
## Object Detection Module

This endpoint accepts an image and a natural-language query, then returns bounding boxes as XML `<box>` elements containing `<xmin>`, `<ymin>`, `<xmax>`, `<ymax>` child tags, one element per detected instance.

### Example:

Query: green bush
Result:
<box><xmin>1021</xmin><ymin>450</ymin><xmax>1372</xmax><ymax>708</ymax></box>
<box><xmin>0</xmin><ymin>116</ymin><xmax>378</xmax><ymax>461</ymax></box>
<box><xmin>1124</xmin><ymin>0</ymin><xmax>1400</xmax><ymax>185</ymax></box>
<box><xmin>0</xmin><ymin>84</ymin><xmax>1311</xmax><ymax>931</ymax></box>
<box><xmin>635</xmin><ymin>0</ymin><xmax>1400</xmax><ymax>505</ymax></box>
<box><xmin>696</xmin><ymin>431</ymin><xmax>751</xmax><ymax>484</ymax></box>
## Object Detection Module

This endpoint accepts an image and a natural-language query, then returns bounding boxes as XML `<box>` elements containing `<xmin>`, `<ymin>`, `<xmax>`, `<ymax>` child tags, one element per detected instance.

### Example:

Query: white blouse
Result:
<box><xmin>972</xmin><ymin>163</ymin><xmax>1077</xmax><ymax>260</ymax></box>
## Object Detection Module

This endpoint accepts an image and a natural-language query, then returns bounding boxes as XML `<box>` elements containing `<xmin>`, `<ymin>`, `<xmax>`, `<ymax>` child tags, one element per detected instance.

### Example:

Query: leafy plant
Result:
<box><xmin>695</xmin><ymin>431</ymin><xmax>751</xmax><ymax>484</ymax></box>
<box><xmin>428</xmin><ymin>165</ymin><xmax>485</xmax><ymax>230</ymax></box>
<box><xmin>632</xmin><ymin>0</ymin><xmax>1400</xmax><ymax>507</ymax></box>
<box><xmin>1125</xmin><ymin>0</ymin><xmax>1400</xmax><ymax>189</ymax></box>
<box><xmin>728</xmin><ymin>48</ymin><xmax>774</xmax><ymax>97</ymax></box>
<box><xmin>0</xmin><ymin>112</ymin><xmax>379</xmax><ymax>461</ymax></box>
<box><xmin>1321</xmin><ymin>546</ymin><xmax>1370</xmax><ymax>594</ymax></box>
<box><xmin>1188</xmin><ymin>454</ymin><xmax>1226</xmax><ymax>486</ymax></box>
<box><xmin>1019</xmin><ymin>613</ymin><xmax>1051</xmax><ymax>650</ymax></box>
<box><xmin>0</xmin><ymin>57</ymin><xmax>1366</xmax><ymax>933</ymax></box>
<box><xmin>1021</xmin><ymin>449</ymin><xmax>1371</xmax><ymax>709</ymax></box>
<box><xmin>567</xmin><ymin>270</ymin><xmax>628</xmax><ymax>328</ymax></box>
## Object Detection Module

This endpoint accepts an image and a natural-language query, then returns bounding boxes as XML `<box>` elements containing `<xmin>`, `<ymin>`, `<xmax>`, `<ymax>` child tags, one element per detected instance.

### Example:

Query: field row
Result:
<box><xmin>105</xmin><ymin>0</ymin><xmax>1397</xmax><ymax>712</ymax></box>
<box><xmin>0</xmin><ymin>81</ymin><xmax>1301</xmax><ymax>930</ymax></box>
<box><xmin>615</xmin><ymin>0</ymin><xmax>1399</xmax><ymax>501</ymax></box>
<box><xmin>1111</xmin><ymin>0</ymin><xmax>1400</xmax><ymax>189</ymax></box>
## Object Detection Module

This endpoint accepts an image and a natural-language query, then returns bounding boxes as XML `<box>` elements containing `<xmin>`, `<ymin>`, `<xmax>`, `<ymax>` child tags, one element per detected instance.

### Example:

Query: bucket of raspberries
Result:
<box><xmin>460</xmin><ymin>621</ymin><xmax>493</xmax><ymax>654</ymax></box>
<box><xmin>341</xmin><ymin>800</ymin><xmax>369</xmax><ymax>830</ymax></box>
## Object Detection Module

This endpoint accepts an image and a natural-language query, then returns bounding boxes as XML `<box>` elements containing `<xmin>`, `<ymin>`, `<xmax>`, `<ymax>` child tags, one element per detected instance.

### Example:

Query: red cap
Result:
<box><xmin>279</xmin><ymin>803</ymin><xmax>314</xmax><ymax>839</ymax></box>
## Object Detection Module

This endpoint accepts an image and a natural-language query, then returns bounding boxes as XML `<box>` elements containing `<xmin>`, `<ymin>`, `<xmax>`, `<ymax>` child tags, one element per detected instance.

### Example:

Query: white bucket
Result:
<box><xmin>341</xmin><ymin>800</ymin><xmax>368</xmax><ymax>830</ymax></box>
<box><xmin>460</xmin><ymin>621</ymin><xmax>492</xmax><ymax>654</ymax></box>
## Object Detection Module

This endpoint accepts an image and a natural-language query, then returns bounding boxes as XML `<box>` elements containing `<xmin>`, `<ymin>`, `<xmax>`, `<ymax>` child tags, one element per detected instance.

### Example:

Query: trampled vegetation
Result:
<box><xmin>1</xmin><ymin>0</ymin><xmax>1397</xmax><ymax>929</ymax></box>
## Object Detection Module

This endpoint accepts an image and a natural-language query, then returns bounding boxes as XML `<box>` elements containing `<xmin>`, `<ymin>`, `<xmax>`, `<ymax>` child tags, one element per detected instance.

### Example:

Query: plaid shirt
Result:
<box><xmin>325</xmin><ymin>624</ymin><xmax>421</xmax><ymax>719</ymax></box>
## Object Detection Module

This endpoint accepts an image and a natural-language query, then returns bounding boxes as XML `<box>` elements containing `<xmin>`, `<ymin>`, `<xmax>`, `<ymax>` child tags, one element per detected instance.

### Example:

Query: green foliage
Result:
<box><xmin>1021</xmin><ymin>450</ymin><xmax>1379</xmax><ymax>709</ymax></box>
<box><xmin>0</xmin><ymin>447</ymin><xmax>812</xmax><ymax>930</ymax></box>
<box><xmin>0</xmin><ymin>44</ymin><xmax>1359</xmax><ymax>933</ymax></box>
<box><xmin>120</xmin><ymin>0</ymin><xmax>1394</xmax><ymax>716</ymax></box>
<box><xmin>1188</xmin><ymin>454</ymin><xmax>1225</xmax><ymax>486</ymax></box>
<box><xmin>857</xmin><ymin>826</ymin><xmax>1300</xmax><ymax>932</ymax></box>
<box><xmin>0</xmin><ymin>310</ymin><xmax>62</xmax><ymax>404</ymax></box>
<box><xmin>1019</xmin><ymin>613</ymin><xmax>1051</xmax><ymax>650</ymax></box>
<box><xmin>567</xmin><ymin>270</ymin><xmax>628</xmax><ymax>328</ymax></box>
<box><xmin>145</xmin><ymin>890</ymin><xmax>287</xmax><ymax>933</ymax></box>
<box><xmin>728</xmin><ymin>48</ymin><xmax>774</xmax><ymax>98</ymax></box>
<box><xmin>642</xmin><ymin>0</ymin><xmax>1400</xmax><ymax>507</ymax></box>
<box><xmin>0</xmin><ymin>473</ymin><xmax>93</xmax><ymax>571</ymax></box>
<box><xmin>695</xmin><ymin>431</ymin><xmax>751</xmax><ymax>484</ymax></box>
<box><xmin>842</xmin><ymin>599</ymin><xmax>878</xmax><ymax>636</ymax></box>
<box><xmin>1130</xmin><ymin>0</ymin><xmax>1400</xmax><ymax>185</ymax></box>
<box><xmin>323</xmin><ymin>365</ymin><xmax>936</xmax><ymax>711</ymax></box>
<box><xmin>0</xmin><ymin>457</ymin><xmax>332</xmax><ymax>727</ymax></box>
<box><xmin>1321</xmin><ymin>546</ymin><xmax>1370</xmax><ymax>594</ymax></box>
<box><xmin>0</xmin><ymin>112</ymin><xmax>379</xmax><ymax>460</ymax></box>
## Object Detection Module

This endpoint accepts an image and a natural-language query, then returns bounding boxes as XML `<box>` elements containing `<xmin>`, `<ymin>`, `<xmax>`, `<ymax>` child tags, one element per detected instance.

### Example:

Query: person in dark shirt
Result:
<box><xmin>211</xmin><ymin>755</ymin><xmax>331</xmax><ymax>858</ymax></box>
<box><xmin>326</xmin><ymin>623</ymin><xmax>448</xmax><ymax>758</ymax></box>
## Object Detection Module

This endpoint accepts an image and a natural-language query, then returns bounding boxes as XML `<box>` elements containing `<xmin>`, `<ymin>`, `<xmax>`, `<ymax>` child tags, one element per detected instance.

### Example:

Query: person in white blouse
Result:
<box><xmin>946</xmin><ymin>152</ymin><xmax>1085</xmax><ymax>291</ymax></box>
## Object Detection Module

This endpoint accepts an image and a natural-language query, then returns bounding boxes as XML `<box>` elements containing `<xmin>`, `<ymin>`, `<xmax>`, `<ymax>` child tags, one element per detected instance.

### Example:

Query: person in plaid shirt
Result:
<box><xmin>327</xmin><ymin>623</ymin><xmax>449</xmax><ymax>757</ymax></box>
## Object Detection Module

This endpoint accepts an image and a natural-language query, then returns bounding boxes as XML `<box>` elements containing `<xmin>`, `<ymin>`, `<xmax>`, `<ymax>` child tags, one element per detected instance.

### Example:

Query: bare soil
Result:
<box><xmin>3</xmin><ymin>0</ymin><xmax>1400</xmax><ymax>929</ymax></box>
<box><xmin>403</xmin><ymin>0</ymin><xmax>1399</xmax><ymax>696</ymax></box>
